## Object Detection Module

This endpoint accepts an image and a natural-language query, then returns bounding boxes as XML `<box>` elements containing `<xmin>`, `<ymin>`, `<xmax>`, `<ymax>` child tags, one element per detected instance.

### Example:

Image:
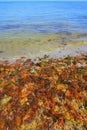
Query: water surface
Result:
<box><xmin>0</xmin><ymin>1</ymin><xmax>87</xmax><ymax>34</ymax></box>
<box><xmin>0</xmin><ymin>1</ymin><xmax>87</xmax><ymax>60</ymax></box>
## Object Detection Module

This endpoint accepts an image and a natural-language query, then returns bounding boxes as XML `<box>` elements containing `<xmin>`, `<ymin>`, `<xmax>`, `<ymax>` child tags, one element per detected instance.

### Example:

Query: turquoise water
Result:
<box><xmin>0</xmin><ymin>1</ymin><xmax>87</xmax><ymax>34</ymax></box>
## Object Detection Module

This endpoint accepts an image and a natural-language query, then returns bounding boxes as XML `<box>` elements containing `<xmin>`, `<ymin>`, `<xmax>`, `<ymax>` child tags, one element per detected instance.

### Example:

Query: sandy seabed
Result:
<box><xmin>0</xmin><ymin>31</ymin><xmax>87</xmax><ymax>61</ymax></box>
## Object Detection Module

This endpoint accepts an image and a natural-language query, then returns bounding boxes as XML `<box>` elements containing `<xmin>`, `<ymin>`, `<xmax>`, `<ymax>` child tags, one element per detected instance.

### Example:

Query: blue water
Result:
<box><xmin>0</xmin><ymin>1</ymin><xmax>87</xmax><ymax>34</ymax></box>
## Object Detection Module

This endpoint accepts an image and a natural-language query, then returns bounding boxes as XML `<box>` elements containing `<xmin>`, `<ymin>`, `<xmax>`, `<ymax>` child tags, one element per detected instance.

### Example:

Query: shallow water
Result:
<box><xmin>0</xmin><ymin>1</ymin><xmax>87</xmax><ymax>60</ymax></box>
<box><xmin>0</xmin><ymin>32</ymin><xmax>87</xmax><ymax>60</ymax></box>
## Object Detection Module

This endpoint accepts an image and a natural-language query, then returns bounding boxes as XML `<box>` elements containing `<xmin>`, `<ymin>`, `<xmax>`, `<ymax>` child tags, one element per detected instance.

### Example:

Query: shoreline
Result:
<box><xmin>0</xmin><ymin>32</ymin><xmax>87</xmax><ymax>62</ymax></box>
<box><xmin>0</xmin><ymin>44</ymin><xmax>87</xmax><ymax>64</ymax></box>
<box><xmin>0</xmin><ymin>33</ymin><xmax>87</xmax><ymax>130</ymax></box>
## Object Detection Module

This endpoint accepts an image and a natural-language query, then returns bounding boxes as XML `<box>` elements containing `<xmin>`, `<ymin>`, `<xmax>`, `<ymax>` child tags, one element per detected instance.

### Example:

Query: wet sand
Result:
<box><xmin>0</xmin><ymin>31</ymin><xmax>87</xmax><ymax>61</ymax></box>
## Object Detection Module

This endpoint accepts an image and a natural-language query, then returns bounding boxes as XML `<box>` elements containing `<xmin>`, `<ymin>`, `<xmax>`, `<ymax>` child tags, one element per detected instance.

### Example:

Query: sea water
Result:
<box><xmin>0</xmin><ymin>1</ymin><xmax>87</xmax><ymax>34</ymax></box>
<box><xmin>0</xmin><ymin>1</ymin><xmax>87</xmax><ymax>60</ymax></box>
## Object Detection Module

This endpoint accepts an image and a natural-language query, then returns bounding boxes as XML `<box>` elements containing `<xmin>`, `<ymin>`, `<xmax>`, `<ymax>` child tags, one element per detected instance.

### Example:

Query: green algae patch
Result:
<box><xmin>0</xmin><ymin>95</ymin><xmax>12</xmax><ymax>108</ymax></box>
<box><xmin>0</xmin><ymin>32</ymin><xmax>87</xmax><ymax>60</ymax></box>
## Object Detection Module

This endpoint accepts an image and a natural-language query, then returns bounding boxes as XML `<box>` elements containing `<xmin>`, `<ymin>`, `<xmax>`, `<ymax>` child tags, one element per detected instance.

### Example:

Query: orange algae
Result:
<box><xmin>0</xmin><ymin>55</ymin><xmax>87</xmax><ymax>130</ymax></box>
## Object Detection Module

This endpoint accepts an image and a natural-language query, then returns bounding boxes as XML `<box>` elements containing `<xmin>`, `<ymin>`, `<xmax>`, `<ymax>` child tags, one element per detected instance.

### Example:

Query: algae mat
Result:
<box><xmin>0</xmin><ymin>32</ymin><xmax>87</xmax><ymax>60</ymax></box>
